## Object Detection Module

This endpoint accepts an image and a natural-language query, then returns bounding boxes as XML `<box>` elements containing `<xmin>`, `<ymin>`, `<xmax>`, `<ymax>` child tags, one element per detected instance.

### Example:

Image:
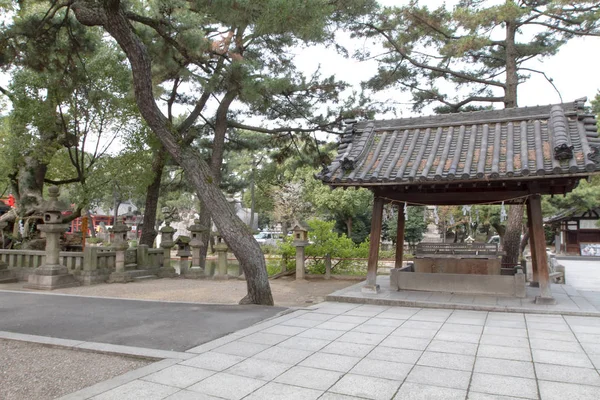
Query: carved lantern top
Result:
<box><xmin>110</xmin><ymin>219</ymin><xmax>130</xmax><ymax>250</ymax></box>
<box><xmin>41</xmin><ymin>186</ymin><xmax>68</xmax><ymax>224</ymax></box>
<box><xmin>292</xmin><ymin>224</ymin><xmax>309</xmax><ymax>242</ymax></box>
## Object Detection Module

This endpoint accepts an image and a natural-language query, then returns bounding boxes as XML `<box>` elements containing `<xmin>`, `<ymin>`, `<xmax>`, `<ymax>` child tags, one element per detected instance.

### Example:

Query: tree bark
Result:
<box><xmin>197</xmin><ymin>88</ymin><xmax>238</xmax><ymax>269</ymax></box>
<box><xmin>72</xmin><ymin>1</ymin><xmax>273</xmax><ymax>305</ymax></box>
<box><xmin>500</xmin><ymin>17</ymin><xmax>524</xmax><ymax>266</ymax></box>
<box><xmin>501</xmin><ymin>203</ymin><xmax>524</xmax><ymax>266</ymax></box>
<box><xmin>139</xmin><ymin>146</ymin><xmax>165</xmax><ymax>247</ymax></box>
<box><xmin>345</xmin><ymin>216</ymin><xmax>353</xmax><ymax>237</ymax></box>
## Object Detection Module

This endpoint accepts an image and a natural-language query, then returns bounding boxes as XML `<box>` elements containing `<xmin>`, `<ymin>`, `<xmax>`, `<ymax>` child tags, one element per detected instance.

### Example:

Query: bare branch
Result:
<box><xmin>519</xmin><ymin>67</ymin><xmax>563</xmax><ymax>103</ymax></box>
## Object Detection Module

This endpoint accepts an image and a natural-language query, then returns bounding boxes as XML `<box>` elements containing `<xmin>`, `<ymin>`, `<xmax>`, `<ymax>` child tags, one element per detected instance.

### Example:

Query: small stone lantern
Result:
<box><xmin>108</xmin><ymin>218</ymin><xmax>132</xmax><ymax>283</ymax></box>
<box><xmin>26</xmin><ymin>186</ymin><xmax>79</xmax><ymax>290</ymax></box>
<box><xmin>293</xmin><ymin>225</ymin><xmax>309</xmax><ymax>242</ymax></box>
<box><xmin>213</xmin><ymin>232</ymin><xmax>229</xmax><ymax>279</ymax></box>
<box><xmin>0</xmin><ymin>220</ymin><xmax>17</xmax><ymax>283</ymax></box>
<box><xmin>175</xmin><ymin>235</ymin><xmax>192</xmax><ymax>274</ymax></box>
<box><xmin>292</xmin><ymin>224</ymin><xmax>309</xmax><ymax>281</ymax></box>
<box><xmin>158</xmin><ymin>212</ymin><xmax>177</xmax><ymax>278</ymax></box>
<box><xmin>124</xmin><ymin>211</ymin><xmax>136</xmax><ymax>240</ymax></box>
<box><xmin>185</xmin><ymin>219</ymin><xmax>207</xmax><ymax>278</ymax></box>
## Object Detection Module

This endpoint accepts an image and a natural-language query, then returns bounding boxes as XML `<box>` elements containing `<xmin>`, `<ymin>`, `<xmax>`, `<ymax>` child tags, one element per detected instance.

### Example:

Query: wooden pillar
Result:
<box><xmin>528</xmin><ymin>194</ymin><xmax>555</xmax><ymax>304</ymax></box>
<box><xmin>364</xmin><ymin>196</ymin><xmax>384</xmax><ymax>293</ymax></box>
<box><xmin>525</xmin><ymin>200</ymin><xmax>539</xmax><ymax>286</ymax></box>
<box><xmin>395</xmin><ymin>203</ymin><xmax>405</xmax><ymax>269</ymax></box>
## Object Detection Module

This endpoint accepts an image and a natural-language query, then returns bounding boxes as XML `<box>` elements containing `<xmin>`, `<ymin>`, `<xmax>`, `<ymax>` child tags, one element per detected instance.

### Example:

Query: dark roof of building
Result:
<box><xmin>318</xmin><ymin>98</ymin><xmax>600</xmax><ymax>187</ymax></box>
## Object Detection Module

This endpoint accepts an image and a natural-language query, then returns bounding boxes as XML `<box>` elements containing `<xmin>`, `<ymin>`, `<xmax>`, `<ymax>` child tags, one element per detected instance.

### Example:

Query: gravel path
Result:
<box><xmin>0</xmin><ymin>339</ymin><xmax>150</xmax><ymax>400</ymax></box>
<box><xmin>47</xmin><ymin>276</ymin><xmax>357</xmax><ymax>307</ymax></box>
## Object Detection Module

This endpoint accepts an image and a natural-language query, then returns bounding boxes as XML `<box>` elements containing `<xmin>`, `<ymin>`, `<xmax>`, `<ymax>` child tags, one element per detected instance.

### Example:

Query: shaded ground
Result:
<box><xmin>0</xmin><ymin>339</ymin><xmax>150</xmax><ymax>400</ymax></box>
<box><xmin>0</xmin><ymin>291</ymin><xmax>284</xmax><ymax>351</ymax></box>
<box><xmin>1</xmin><ymin>276</ymin><xmax>357</xmax><ymax>307</ymax></box>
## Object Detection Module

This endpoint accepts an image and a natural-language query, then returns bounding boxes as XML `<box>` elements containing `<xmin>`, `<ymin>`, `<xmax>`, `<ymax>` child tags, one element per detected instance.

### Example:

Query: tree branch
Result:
<box><xmin>44</xmin><ymin>177</ymin><xmax>81</xmax><ymax>185</ymax></box>
<box><xmin>364</xmin><ymin>23</ymin><xmax>506</xmax><ymax>88</ymax></box>
<box><xmin>519</xmin><ymin>67</ymin><xmax>563</xmax><ymax>103</ymax></box>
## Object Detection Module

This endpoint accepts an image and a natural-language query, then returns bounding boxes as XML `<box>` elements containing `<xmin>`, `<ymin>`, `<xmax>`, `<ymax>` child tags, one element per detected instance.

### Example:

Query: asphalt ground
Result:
<box><xmin>0</xmin><ymin>291</ymin><xmax>285</xmax><ymax>351</ymax></box>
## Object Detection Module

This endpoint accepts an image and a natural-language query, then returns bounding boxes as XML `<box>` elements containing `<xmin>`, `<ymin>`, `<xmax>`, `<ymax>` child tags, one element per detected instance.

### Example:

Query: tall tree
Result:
<box><xmin>63</xmin><ymin>0</ymin><xmax>375</xmax><ymax>305</ymax></box>
<box><xmin>0</xmin><ymin>8</ymin><xmax>135</xmax><ymax>233</ymax></box>
<box><xmin>358</xmin><ymin>0</ymin><xmax>600</xmax><ymax>265</ymax></box>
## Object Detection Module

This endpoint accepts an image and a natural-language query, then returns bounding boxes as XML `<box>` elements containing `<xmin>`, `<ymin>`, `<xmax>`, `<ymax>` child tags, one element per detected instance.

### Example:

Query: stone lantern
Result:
<box><xmin>158</xmin><ymin>211</ymin><xmax>177</xmax><ymax>277</ymax></box>
<box><xmin>292</xmin><ymin>224</ymin><xmax>309</xmax><ymax>281</ymax></box>
<box><xmin>175</xmin><ymin>235</ymin><xmax>191</xmax><ymax>274</ymax></box>
<box><xmin>0</xmin><ymin>220</ymin><xmax>17</xmax><ymax>283</ymax></box>
<box><xmin>185</xmin><ymin>219</ymin><xmax>207</xmax><ymax>278</ymax></box>
<box><xmin>124</xmin><ymin>211</ymin><xmax>136</xmax><ymax>240</ymax></box>
<box><xmin>292</xmin><ymin>225</ymin><xmax>309</xmax><ymax>242</ymax></box>
<box><xmin>213</xmin><ymin>232</ymin><xmax>229</xmax><ymax>279</ymax></box>
<box><xmin>26</xmin><ymin>186</ymin><xmax>79</xmax><ymax>290</ymax></box>
<box><xmin>108</xmin><ymin>218</ymin><xmax>133</xmax><ymax>283</ymax></box>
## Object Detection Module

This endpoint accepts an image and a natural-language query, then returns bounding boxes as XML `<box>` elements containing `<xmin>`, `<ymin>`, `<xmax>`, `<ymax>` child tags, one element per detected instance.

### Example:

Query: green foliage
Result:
<box><xmin>387</xmin><ymin>206</ymin><xmax>428</xmax><ymax>245</ymax></box>
<box><xmin>357</xmin><ymin>1</ymin><xmax>600</xmax><ymax>111</ymax></box>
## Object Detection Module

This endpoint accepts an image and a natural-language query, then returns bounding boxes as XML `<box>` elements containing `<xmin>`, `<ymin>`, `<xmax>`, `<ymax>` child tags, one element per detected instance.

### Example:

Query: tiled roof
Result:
<box><xmin>318</xmin><ymin>99</ymin><xmax>600</xmax><ymax>186</ymax></box>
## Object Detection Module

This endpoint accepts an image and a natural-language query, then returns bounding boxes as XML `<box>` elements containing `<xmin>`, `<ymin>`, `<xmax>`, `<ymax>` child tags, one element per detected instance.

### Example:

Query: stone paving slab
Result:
<box><xmin>325</xmin><ymin>276</ymin><xmax>600</xmax><ymax>316</ymax></box>
<box><xmin>58</xmin><ymin>302</ymin><xmax>600</xmax><ymax>399</ymax></box>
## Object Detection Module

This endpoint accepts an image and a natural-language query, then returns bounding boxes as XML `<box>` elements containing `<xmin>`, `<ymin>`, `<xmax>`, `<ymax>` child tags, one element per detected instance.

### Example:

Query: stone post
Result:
<box><xmin>0</xmin><ymin>221</ymin><xmax>17</xmax><ymax>283</ymax></box>
<box><xmin>213</xmin><ymin>233</ymin><xmax>229</xmax><ymax>279</ymax></box>
<box><xmin>185</xmin><ymin>219</ymin><xmax>206</xmax><ymax>279</ymax></box>
<box><xmin>26</xmin><ymin>186</ymin><xmax>79</xmax><ymax>290</ymax></box>
<box><xmin>292</xmin><ymin>224</ymin><xmax>309</xmax><ymax>281</ymax></box>
<box><xmin>137</xmin><ymin>245</ymin><xmax>149</xmax><ymax>270</ymax></box>
<box><xmin>175</xmin><ymin>236</ymin><xmax>191</xmax><ymax>275</ymax></box>
<box><xmin>324</xmin><ymin>253</ymin><xmax>332</xmax><ymax>280</ymax></box>
<box><xmin>159</xmin><ymin>222</ymin><xmax>177</xmax><ymax>278</ymax></box>
<box><xmin>80</xmin><ymin>245</ymin><xmax>105</xmax><ymax>285</ymax></box>
<box><xmin>108</xmin><ymin>220</ymin><xmax>132</xmax><ymax>283</ymax></box>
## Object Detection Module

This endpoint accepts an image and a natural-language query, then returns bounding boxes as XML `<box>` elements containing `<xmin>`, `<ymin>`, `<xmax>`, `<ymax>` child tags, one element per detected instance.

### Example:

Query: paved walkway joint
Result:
<box><xmin>56</xmin><ymin>301</ymin><xmax>600</xmax><ymax>400</ymax></box>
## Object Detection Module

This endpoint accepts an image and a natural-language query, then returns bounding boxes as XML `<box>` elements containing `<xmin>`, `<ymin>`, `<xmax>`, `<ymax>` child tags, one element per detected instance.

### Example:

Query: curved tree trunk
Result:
<box><xmin>72</xmin><ymin>2</ymin><xmax>273</xmax><ymax>305</ymax></box>
<box><xmin>139</xmin><ymin>147</ymin><xmax>166</xmax><ymax>247</ymax></box>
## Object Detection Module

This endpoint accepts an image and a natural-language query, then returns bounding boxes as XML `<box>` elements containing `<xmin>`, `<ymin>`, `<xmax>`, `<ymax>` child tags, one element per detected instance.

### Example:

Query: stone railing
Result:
<box><xmin>0</xmin><ymin>249</ymin><xmax>45</xmax><ymax>280</ymax></box>
<box><xmin>1</xmin><ymin>244</ymin><xmax>165</xmax><ymax>285</ymax></box>
<box><xmin>60</xmin><ymin>251</ymin><xmax>84</xmax><ymax>274</ymax></box>
<box><xmin>148</xmin><ymin>248</ymin><xmax>164</xmax><ymax>268</ymax></box>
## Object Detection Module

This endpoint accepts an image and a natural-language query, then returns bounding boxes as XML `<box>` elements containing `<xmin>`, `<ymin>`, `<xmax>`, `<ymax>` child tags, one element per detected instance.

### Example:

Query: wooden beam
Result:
<box><xmin>376</xmin><ymin>189</ymin><xmax>529</xmax><ymax>205</ymax></box>
<box><xmin>365</xmin><ymin>196</ymin><xmax>384</xmax><ymax>292</ymax></box>
<box><xmin>528</xmin><ymin>194</ymin><xmax>555</xmax><ymax>303</ymax></box>
<box><xmin>395</xmin><ymin>203</ymin><xmax>405</xmax><ymax>269</ymax></box>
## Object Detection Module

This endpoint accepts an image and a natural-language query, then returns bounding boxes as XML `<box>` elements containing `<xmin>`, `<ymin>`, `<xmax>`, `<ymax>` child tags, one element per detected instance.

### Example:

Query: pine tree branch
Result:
<box><xmin>0</xmin><ymin>85</ymin><xmax>14</xmax><ymax>101</ymax></box>
<box><xmin>364</xmin><ymin>23</ymin><xmax>506</xmax><ymax>89</ymax></box>
<box><xmin>526</xmin><ymin>21</ymin><xmax>600</xmax><ymax>37</ymax></box>
<box><xmin>228</xmin><ymin>121</ymin><xmax>340</xmax><ymax>135</ymax></box>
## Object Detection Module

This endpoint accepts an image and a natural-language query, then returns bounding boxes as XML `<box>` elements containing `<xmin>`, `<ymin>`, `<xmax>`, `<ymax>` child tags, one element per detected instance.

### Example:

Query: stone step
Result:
<box><xmin>126</xmin><ymin>269</ymin><xmax>158</xmax><ymax>279</ymax></box>
<box><xmin>132</xmin><ymin>275</ymin><xmax>159</xmax><ymax>282</ymax></box>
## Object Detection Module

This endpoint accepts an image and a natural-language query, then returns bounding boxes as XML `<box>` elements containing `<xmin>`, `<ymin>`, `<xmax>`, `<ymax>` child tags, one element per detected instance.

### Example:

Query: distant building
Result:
<box><xmin>546</xmin><ymin>207</ymin><xmax>600</xmax><ymax>255</ymax></box>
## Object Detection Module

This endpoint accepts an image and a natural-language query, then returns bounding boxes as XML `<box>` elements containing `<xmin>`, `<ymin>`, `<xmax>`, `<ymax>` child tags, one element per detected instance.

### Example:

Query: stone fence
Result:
<box><xmin>0</xmin><ymin>245</ymin><xmax>164</xmax><ymax>285</ymax></box>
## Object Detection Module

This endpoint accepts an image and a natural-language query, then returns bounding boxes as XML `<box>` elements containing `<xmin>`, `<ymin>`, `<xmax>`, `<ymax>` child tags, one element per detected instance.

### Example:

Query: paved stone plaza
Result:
<box><xmin>60</xmin><ymin>301</ymin><xmax>600</xmax><ymax>400</ymax></box>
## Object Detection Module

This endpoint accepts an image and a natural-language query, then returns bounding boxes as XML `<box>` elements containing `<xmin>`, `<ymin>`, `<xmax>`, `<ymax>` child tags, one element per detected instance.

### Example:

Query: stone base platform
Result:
<box><xmin>326</xmin><ymin>276</ymin><xmax>600</xmax><ymax>316</ymax></box>
<box><xmin>24</xmin><ymin>273</ymin><xmax>80</xmax><ymax>290</ymax></box>
<box><xmin>391</xmin><ymin>269</ymin><xmax>526</xmax><ymax>298</ymax></box>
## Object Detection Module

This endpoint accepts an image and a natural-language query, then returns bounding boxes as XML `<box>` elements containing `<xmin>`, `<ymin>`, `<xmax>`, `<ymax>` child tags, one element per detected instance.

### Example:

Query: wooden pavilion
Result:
<box><xmin>318</xmin><ymin>98</ymin><xmax>600</xmax><ymax>304</ymax></box>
